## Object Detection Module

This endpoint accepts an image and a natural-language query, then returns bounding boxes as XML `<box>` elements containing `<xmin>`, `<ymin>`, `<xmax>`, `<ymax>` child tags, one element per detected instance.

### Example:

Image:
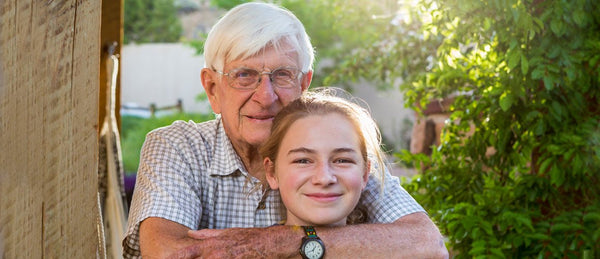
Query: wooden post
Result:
<box><xmin>101</xmin><ymin>0</ymin><xmax>124</xmax><ymax>131</ymax></box>
<box><xmin>177</xmin><ymin>99</ymin><xmax>184</xmax><ymax>113</ymax></box>
<box><xmin>0</xmin><ymin>1</ymin><xmax>102</xmax><ymax>258</ymax></box>
<box><xmin>150</xmin><ymin>103</ymin><xmax>157</xmax><ymax>117</ymax></box>
<box><xmin>100</xmin><ymin>1</ymin><xmax>125</xmax><ymax>258</ymax></box>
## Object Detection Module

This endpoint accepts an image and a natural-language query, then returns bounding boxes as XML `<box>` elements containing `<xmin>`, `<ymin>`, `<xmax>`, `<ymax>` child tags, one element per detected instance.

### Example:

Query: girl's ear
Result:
<box><xmin>362</xmin><ymin>160</ymin><xmax>371</xmax><ymax>190</ymax></box>
<box><xmin>264</xmin><ymin>157</ymin><xmax>279</xmax><ymax>190</ymax></box>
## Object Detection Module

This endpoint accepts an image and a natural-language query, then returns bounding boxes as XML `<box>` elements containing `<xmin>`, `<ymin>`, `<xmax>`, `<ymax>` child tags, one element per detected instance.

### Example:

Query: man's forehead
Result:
<box><xmin>235</xmin><ymin>41</ymin><xmax>298</xmax><ymax>61</ymax></box>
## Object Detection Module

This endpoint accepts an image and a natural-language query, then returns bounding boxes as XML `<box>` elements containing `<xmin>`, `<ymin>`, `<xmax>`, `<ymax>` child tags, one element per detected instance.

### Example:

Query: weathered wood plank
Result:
<box><xmin>0</xmin><ymin>0</ymin><xmax>101</xmax><ymax>258</ymax></box>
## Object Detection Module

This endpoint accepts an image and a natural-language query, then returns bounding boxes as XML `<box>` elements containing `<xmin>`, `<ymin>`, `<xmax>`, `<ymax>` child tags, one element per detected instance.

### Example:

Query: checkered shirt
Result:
<box><xmin>122</xmin><ymin>118</ymin><xmax>424</xmax><ymax>258</ymax></box>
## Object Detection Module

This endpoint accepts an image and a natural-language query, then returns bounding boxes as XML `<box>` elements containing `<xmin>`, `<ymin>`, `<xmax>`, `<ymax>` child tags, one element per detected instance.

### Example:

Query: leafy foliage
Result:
<box><xmin>121</xmin><ymin>113</ymin><xmax>214</xmax><ymax>173</ymax></box>
<box><xmin>124</xmin><ymin>0</ymin><xmax>183</xmax><ymax>44</ymax></box>
<box><xmin>322</xmin><ymin>0</ymin><xmax>444</xmax><ymax>92</ymax></box>
<box><xmin>279</xmin><ymin>0</ymin><xmax>394</xmax><ymax>88</ymax></box>
<box><xmin>347</xmin><ymin>0</ymin><xmax>600</xmax><ymax>257</ymax></box>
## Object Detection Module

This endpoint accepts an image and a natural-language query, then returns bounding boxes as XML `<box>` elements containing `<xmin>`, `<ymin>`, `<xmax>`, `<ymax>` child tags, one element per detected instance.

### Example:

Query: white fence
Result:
<box><xmin>121</xmin><ymin>43</ymin><xmax>211</xmax><ymax>116</ymax></box>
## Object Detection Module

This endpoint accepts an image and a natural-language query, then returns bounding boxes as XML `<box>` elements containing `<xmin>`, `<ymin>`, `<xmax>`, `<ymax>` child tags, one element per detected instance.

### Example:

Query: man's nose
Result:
<box><xmin>312</xmin><ymin>163</ymin><xmax>337</xmax><ymax>185</ymax></box>
<box><xmin>252</xmin><ymin>74</ymin><xmax>277</xmax><ymax>105</ymax></box>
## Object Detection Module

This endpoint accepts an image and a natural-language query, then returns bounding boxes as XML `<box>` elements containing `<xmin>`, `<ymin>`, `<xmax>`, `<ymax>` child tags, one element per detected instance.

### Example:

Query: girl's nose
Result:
<box><xmin>312</xmin><ymin>163</ymin><xmax>337</xmax><ymax>185</ymax></box>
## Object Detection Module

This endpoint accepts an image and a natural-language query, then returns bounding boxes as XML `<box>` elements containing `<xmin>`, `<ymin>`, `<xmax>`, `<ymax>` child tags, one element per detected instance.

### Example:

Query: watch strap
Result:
<box><xmin>300</xmin><ymin>226</ymin><xmax>324</xmax><ymax>259</ymax></box>
<box><xmin>302</xmin><ymin>226</ymin><xmax>318</xmax><ymax>238</ymax></box>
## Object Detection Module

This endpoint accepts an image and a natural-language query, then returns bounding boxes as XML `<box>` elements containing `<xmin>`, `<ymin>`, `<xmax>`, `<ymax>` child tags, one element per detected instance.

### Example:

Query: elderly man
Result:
<box><xmin>124</xmin><ymin>2</ymin><xmax>448</xmax><ymax>258</ymax></box>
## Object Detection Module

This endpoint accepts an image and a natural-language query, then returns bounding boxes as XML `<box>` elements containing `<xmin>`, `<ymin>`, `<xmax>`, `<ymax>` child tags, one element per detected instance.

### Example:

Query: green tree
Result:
<box><xmin>337</xmin><ymin>0</ymin><xmax>600</xmax><ymax>257</ymax></box>
<box><xmin>280</xmin><ymin>0</ymin><xmax>394</xmax><ymax>88</ymax></box>
<box><xmin>124</xmin><ymin>0</ymin><xmax>183</xmax><ymax>44</ymax></box>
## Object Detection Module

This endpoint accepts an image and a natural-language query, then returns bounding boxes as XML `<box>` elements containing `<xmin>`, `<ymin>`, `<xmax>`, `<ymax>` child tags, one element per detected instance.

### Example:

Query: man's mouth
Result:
<box><xmin>246</xmin><ymin>115</ymin><xmax>275</xmax><ymax>121</ymax></box>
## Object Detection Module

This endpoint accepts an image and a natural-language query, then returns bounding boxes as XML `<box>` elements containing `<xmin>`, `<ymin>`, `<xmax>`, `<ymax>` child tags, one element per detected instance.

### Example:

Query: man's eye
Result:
<box><xmin>273</xmin><ymin>69</ymin><xmax>293</xmax><ymax>79</ymax></box>
<box><xmin>234</xmin><ymin>69</ymin><xmax>257</xmax><ymax>79</ymax></box>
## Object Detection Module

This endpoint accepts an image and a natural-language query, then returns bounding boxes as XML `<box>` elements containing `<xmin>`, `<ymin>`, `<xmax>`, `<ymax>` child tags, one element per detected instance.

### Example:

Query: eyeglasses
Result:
<box><xmin>214</xmin><ymin>67</ymin><xmax>303</xmax><ymax>90</ymax></box>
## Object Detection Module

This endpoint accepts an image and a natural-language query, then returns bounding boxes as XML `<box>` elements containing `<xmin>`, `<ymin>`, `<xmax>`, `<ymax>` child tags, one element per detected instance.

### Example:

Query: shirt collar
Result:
<box><xmin>209</xmin><ymin>117</ymin><xmax>248</xmax><ymax>177</ymax></box>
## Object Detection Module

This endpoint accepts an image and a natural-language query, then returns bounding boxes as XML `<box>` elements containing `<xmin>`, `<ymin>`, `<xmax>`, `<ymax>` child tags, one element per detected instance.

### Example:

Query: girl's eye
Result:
<box><xmin>293</xmin><ymin>158</ymin><xmax>311</xmax><ymax>164</ymax></box>
<box><xmin>334</xmin><ymin>158</ymin><xmax>354</xmax><ymax>164</ymax></box>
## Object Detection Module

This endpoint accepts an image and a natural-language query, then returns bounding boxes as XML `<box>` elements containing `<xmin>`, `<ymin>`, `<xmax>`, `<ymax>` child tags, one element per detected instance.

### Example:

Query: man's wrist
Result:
<box><xmin>299</xmin><ymin>226</ymin><xmax>325</xmax><ymax>259</ymax></box>
<box><xmin>262</xmin><ymin>224</ymin><xmax>307</xmax><ymax>258</ymax></box>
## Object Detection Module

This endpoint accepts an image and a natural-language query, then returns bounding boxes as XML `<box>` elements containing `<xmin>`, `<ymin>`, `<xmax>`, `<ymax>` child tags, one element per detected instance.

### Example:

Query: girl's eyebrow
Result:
<box><xmin>332</xmin><ymin>148</ymin><xmax>358</xmax><ymax>155</ymax></box>
<box><xmin>287</xmin><ymin>147</ymin><xmax>315</xmax><ymax>155</ymax></box>
<box><xmin>287</xmin><ymin>147</ymin><xmax>357</xmax><ymax>155</ymax></box>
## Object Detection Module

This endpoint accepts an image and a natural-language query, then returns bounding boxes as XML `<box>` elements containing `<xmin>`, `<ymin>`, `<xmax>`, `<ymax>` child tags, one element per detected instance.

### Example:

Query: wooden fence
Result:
<box><xmin>121</xmin><ymin>99</ymin><xmax>184</xmax><ymax>117</ymax></box>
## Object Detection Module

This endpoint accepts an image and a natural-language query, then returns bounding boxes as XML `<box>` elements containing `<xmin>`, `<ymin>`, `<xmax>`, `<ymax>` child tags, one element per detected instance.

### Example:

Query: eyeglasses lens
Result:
<box><xmin>228</xmin><ymin>68</ymin><xmax>299</xmax><ymax>89</ymax></box>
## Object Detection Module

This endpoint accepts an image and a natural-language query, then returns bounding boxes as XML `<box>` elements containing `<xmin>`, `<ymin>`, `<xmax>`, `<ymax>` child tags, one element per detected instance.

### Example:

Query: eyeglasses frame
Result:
<box><xmin>213</xmin><ymin>66</ymin><xmax>305</xmax><ymax>90</ymax></box>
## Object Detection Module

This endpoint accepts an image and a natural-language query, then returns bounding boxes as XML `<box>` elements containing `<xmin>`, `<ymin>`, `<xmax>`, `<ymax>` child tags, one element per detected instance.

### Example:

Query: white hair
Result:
<box><xmin>203</xmin><ymin>2</ymin><xmax>314</xmax><ymax>73</ymax></box>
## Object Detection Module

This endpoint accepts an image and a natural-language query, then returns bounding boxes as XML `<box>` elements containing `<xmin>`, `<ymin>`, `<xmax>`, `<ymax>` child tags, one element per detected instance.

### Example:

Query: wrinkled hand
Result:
<box><xmin>166</xmin><ymin>228</ymin><xmax>274</xmax><ymax>259</ymax></box>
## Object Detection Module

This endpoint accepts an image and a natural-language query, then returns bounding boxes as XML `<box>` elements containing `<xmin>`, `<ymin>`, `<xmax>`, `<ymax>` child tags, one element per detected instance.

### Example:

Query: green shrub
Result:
<box><xmin>121</xmin><ymin>113</ymin><xmax>214</xmax><ymax>174</ymax></box>
<box><xmin>397</xmin><ymin>0</ymin><xmax>600</xmax><ymax>257</ymax></box>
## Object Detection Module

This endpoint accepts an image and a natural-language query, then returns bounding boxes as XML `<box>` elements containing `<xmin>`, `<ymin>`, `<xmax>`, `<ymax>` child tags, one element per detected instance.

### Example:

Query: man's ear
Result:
<box><xmin>201</xmin><ymin>68</ymin><xmax>222</xmax><ymax>114</ymax></box>
<box><xmin>300</xmin><ymin>70</ymin><xmax>313</xmax><ymax>92</ymax></box>
<box><xmin>264</xmin><ymin>157</ymin><xmax>279</xmax><ymax>190</ymax></box>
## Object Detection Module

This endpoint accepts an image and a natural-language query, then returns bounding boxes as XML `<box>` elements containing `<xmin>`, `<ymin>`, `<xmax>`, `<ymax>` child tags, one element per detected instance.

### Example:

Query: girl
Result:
<box><xmin>260</xmin><ymin>88</ymin><xmax>387</xmax><ymax>227</ymax></box>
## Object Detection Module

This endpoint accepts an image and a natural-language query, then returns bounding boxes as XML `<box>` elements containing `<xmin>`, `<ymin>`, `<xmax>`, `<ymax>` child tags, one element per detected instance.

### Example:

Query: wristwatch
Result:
<box><xmin>299</xmin><ymin>226</ymin><xmax>325</xmax><ymax>259</ymax></box>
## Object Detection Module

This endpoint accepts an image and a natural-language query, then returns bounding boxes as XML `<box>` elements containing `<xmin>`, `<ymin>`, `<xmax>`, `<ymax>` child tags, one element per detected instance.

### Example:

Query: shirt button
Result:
<box><xmin>257</xmin><ymin>201</ymin><xmax>266</xmax><ymax>210</ymax></box>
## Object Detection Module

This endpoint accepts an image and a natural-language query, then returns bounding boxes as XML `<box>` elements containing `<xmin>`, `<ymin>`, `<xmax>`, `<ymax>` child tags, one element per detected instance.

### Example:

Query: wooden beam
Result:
<box><xmin>0</xmin><ymin>0</ymin><xmax>101</xmax><ymax>257</ymax></box>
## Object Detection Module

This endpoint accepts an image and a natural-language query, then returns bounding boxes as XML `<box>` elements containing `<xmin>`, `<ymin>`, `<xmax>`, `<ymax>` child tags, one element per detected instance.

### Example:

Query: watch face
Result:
<box><xmin>303</xmin><ymin>240</ymin><xmax>324</xmax><ymax>259</ymax></box>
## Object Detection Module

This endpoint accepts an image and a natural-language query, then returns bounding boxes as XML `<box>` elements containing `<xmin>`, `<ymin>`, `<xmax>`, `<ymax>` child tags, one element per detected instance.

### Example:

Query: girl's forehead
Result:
<box><xmin>291</xmin><ymin>113</ymin><xmax>358</xmax><ymax>138</ymax></box>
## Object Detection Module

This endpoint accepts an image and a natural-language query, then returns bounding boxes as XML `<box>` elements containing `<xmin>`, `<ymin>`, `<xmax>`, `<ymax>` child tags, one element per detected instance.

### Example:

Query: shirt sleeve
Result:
<box><xmin>123</xmin><ymin>127</ymin><xmax>203</xmax><ymax>258</ymax></box>
<box><xmin>359</xmin><ymin>168</ymin><xmax>425</xmax><ymax>223</ymax></box>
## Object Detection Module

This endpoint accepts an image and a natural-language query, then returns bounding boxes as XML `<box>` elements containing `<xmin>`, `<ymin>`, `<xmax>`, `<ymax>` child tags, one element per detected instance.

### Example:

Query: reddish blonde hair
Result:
<box><xmin>260</xmin><ymin>88</ymin><xmax>386</xmax><ymax>181</ymax></box>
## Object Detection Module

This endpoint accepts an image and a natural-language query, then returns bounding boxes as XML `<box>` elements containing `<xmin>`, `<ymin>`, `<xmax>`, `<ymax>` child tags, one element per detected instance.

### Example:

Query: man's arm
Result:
<box><xmin>181</xmin><ymin>212</ymin><xmax>448</xmax><ymax>258</ymax></box>
<box><xmin>320</xmin><ymin>212</ymin><xmax>448</xmax><ymax>258</ymax></box>
<box><xmin>139</xmin><ymin>217</ymin><xmax>199</xmax><ymax>259</ymax></box>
